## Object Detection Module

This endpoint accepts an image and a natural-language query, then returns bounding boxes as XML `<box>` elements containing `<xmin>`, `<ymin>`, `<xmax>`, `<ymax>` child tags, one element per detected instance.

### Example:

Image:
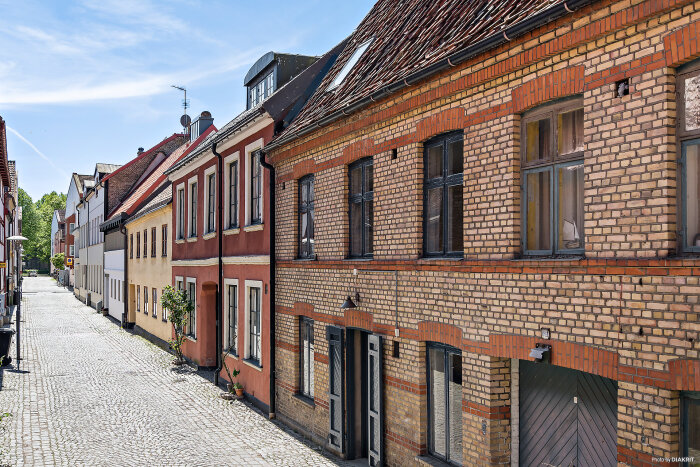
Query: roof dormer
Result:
<box><xmin>244</xmin><ymin>52</ymin><xmax>318</xmax><ymax>109</ymax></box>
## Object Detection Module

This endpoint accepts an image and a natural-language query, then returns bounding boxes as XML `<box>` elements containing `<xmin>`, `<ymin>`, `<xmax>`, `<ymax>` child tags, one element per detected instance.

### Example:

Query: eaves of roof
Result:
<box><xmin>102</xmin><ymin>133</ymin><xmax>183</xmax><ymax>182</ymax></box>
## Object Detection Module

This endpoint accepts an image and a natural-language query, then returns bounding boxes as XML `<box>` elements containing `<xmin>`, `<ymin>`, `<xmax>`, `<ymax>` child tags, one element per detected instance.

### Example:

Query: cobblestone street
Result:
<box><xmin>0</xmin><ymin>277</ymin><xmax>340</xmax><ymax>466</ymax></box>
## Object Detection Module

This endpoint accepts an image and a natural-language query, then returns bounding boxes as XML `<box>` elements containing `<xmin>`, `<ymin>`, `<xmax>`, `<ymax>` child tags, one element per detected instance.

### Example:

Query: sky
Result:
<box><xmin>0</xmin><ymin>0</ymin><xmax>375</xmax><ymax>201</ymax></box>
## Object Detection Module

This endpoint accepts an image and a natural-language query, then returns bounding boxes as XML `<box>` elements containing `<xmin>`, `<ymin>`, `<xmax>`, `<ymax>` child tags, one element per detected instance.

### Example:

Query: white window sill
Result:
<box><xmin>186</xmin><ymin>237</ymin><xmax>197</xmax><ymax>243</ymax></box>
<box><xmin>202</xmin><ymin>232</ymin><xmax>216</xmax><ymax>240</ymax></box>
<box><xmin>175</xmin><ymin>239</ymin><xmax>185</xmax><ymax>244</ymax></box>
<box><xmin>185</xmin><ymin>335</ymin><xmax>197</xmax><ymax>342</ymax></box>
<box><xmin>223</xmin><ymin>228</ymin><xmax>240</xmax><ymax>236</ymax></box>
<box><xmin>242</xmin><ymin>358</ymin><xmax>263</xmax><ymax>372</ymax></box>
<box><xmin>243</xmin><ymin>224</ymin><xmax>264</xmax><ymax>232</ymax></box>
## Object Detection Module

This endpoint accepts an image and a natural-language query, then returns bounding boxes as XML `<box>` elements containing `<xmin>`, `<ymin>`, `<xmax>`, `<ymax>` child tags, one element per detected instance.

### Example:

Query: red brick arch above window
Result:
<box><xmin>292</xmin><ymin>159</ymin><xmax>316</xmax><ymax>180</ymax></box>
<box><xmin>415</xmin><ymin>107</ymin><xmax>467</xmax><ymax>142</ymax></box>
<box><xmin>342</xmin><ymin>138</ymin><xmax>376</xmax><ymax>165</ymax></box>
<box><xmin>511</xmin><ymin>66</ymin><xmax>585</xmax><ymax>114</ymax></box>
<box><xmin>418</xmin><ymin>321</ymin><xmax>462</xmax><ymax>348</ymax></box>
<box><xmin>344</xmin><ymin>309</ymin><xmax>373</xmax><ymax>331</ymax></box>
<box><xmin>664</xmin><ymin>22</ymin><xmax>700</xmax><ymax>67</ymax></box>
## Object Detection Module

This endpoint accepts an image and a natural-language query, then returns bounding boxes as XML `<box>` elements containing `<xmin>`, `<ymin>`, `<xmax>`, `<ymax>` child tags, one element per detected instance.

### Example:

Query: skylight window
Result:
<box><xmin>329</xmin><ymin>38</ymin><xmax>373</xmax><ymax>90</ymax></box>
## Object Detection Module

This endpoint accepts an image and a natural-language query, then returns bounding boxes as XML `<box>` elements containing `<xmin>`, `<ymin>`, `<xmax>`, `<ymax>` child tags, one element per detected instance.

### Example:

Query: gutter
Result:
<box><xmin>258</xmin><ymin>150</ymin><xmax>276</xmax><ymax>419</ymax></box>
<box><xmin>212</xmin><ymin>142</ymin><xmax>224</xmax><ymax>387</ymax></box>
<box><xmin>120</xmin><ymin>224</ymin><xmax>129</xmax><ymax>328</ymax></box>
<box><xmin>266</xmin><ymin>0</ymin><xmax>594</xmax><ymax>152</ymax></box>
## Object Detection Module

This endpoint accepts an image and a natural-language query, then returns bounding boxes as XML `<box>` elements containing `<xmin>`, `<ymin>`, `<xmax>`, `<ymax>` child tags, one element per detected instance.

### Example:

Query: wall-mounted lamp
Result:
<box><xmin>529</xmin><ymin>343</ymin><xmax>551</xmax><ymax>363</ymax></box>
<box><xmin>341</xmin><ymin>292</ymin><xmax>360</xmax><ymax>309</ymax></box>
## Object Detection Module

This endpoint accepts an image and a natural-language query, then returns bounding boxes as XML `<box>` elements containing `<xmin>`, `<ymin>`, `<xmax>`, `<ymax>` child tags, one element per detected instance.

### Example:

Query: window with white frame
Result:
<box><xmin>224</xmin><ymin>279</ymin><xmax>238</xmax><ymax>355</ymax></box>
<box><xmin>152</xmin><ymin>288</ymin><xmax>157</xmax><ymax>317</ymax></box>
<box><xmin>69</xmin><ymin>245</ymin><xmax>74</xmax><ymax>256</ymax></box>
<box><xmin>177</xmin><ymin>186</ymin><xmax>185</xmax><ymax>240</ymax></box>
<box><xmin>186</xmin><ymin>278</ymin><xmax>196</xmax><ymax>338</ymax></box>
<box><xmin>245</xmin><ymin>143</ymin><xmax>264</xmax><ymax>226</ymax></box>
<box><xmin>161</xmin><ymin>288</ymin><xmax>167</xmax><ymax>322</ymax></box>
<box><xmin>299</xmin><ymin>317</ymin><xmax>314</xmax><ymax>398</ymax></box>
<box><xmin>224</xmin><ymin>153</ymin><xmax>239</xmax><ymax>229</ymax></box>
<box><xmin>188</xmin><ymin>178</ymin><xmax>198</xmax><ymax>237</ymax></box>
<box><xmin>136</xmin><ymin>286</ymin><xmax>140</xmax><ymax>312</ymax></box>
<box><xmin>204</xmin><ymin>167</ymin><xmax>216</xmax><ymax>234</ymax></box>
<box><xmin>245</xmin><ymin>280</ymin><xmax>262</xmax><ymax>365</ymax></box>
<box><xmin>144</xmin><ymin>286</ymin><xmax>148</xmax><ymax>314</ymax></box>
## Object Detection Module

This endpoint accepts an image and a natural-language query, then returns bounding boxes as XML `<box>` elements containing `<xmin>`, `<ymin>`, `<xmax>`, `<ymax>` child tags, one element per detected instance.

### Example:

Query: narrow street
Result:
<box><xmin>0</xmin><ymin>277</ymin><xmax>339</xmax><ymax>467</ymax></box>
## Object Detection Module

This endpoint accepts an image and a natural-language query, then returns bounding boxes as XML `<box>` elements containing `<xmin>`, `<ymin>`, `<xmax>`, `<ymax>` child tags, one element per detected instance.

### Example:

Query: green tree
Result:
<box><xmin>18</xmin><ymin>189</ymin><xmax>66</xmax><ymax>264</ymax></box>
<box><xmin>160</xmin><ymin>285</ymin><xmax>194</xmax><ymax>365</ymax></box>
<box><xmin>50</xmin><ymin>253</ymin><xmax>65</xmax><ymax>271</ymax></box>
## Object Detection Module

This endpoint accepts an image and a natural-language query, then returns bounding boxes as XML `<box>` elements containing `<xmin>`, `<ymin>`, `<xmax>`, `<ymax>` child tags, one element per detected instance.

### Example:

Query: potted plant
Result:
<box><xmin>160</xmin><ymin>285</ymin><xmax>193</xmax><ymax>366</ymax></box>
<box><xmin>220</xmin><ymin>345</ymin><xmax>243</xmax><ymax>399</ymax></box>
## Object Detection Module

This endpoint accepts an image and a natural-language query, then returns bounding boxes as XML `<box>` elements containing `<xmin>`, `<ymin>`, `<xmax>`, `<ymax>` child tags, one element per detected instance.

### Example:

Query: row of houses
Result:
<box><xmin>50</xmin><ymin>0</ymin><xmax>700</xmax><ymax>465</ymax></box>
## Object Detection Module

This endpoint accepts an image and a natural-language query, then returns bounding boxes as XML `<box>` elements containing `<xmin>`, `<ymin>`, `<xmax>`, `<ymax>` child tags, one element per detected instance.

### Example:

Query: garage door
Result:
<box><xmin>519</xmin><ymin>361</ymin><xmax>617</xmax><ymax>467</ymax></box>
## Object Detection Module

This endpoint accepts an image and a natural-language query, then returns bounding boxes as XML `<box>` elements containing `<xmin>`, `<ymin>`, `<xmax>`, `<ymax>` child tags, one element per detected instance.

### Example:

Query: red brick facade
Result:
<box><xmin>269</xmin><ymin>1</ymin><xmax>700</xmax><ymax>465</ymax></box>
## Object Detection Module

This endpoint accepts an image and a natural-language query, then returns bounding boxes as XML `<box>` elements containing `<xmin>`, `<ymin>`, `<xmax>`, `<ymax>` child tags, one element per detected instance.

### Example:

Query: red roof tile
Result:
<box><xmin>278</xmin><ymin>0</ymin><xmax>566</xmax><ymax>141</ymax></box>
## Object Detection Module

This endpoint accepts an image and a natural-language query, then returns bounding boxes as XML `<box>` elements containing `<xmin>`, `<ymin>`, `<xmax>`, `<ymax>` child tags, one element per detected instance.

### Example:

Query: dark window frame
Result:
<box><xmin>299</xmin><ymin>317</ymin><xmax>314</xmax><ymax>399</ymax></box>
<box><xmin>248</xmin><ymin>286</ymin><xmax>261</xmax><ymax>365</ymax></box>
<box><xmin>143</xmin><ymin>229</ymin><xmax>148</xmax><ymax>258</ymax></box>
<box><xmin>226</xmin><ymin>284</ymin><xmax>238</xmax><ymax>355</ymax></box>
<box><xmin>136</xmin><ymin>232</ymin><xmax>140</xmax><ymax>258</ymax></box>
<box><xmin>143</xmin><ymin>286</ymin><xmax>149</xmax><ymax>315</ymax></box>
<box><xmin>521</xmin><ymin>97</ymin><xmax>585</xmax><ymax>256</ymax></box>
<box><xmin>228</xmin><ymin>161</ymin><xmax>239</xmax><ymax>229</ymax></box>
<box><xmin>177</xmin><ymin>188</ymin><xmax>185</xmax><ymax>239</ymax></box>
<box><xmin>348</xmin><ymin>157</ymin><xmax>374</xmax><ymax>258</ymax></box>
<box><xmin>423</xmin><ymin>131</ymin><xmax>464</xmax><ymax>258</ymax></box>
<box><xmin>207</xmin><ymin>172</ymin><xmax>216</xmax><ymax>233</ymax></box>
<box><xmin>426</xmin><ymin>342</ymin><xmax>463</xmax><ymax>465</ymax></box>
<box><xmin>189</xmin><ymin>182</ymin><xmax>198</xmax><ymax>238</ymax></box>
<box><xmin>162</xmin><ymin>224</ymin><xmax>167</xmax><ymax>257</ymax></box>
<box><xmin>298</xmin><ymin>175</ymin><xmax>315</xmax><ymax>259</ymax></box>
<box><xmin>130</xmin><ymin>233</ymin><xmax>133</xmax><ymax>259</ymax></box>
<box><xmin>250</xmin><ymin>150</ymin><xmax>262</xmax><ymax>225</ymax></box>
<box><xmin>151</xmin><ymin>227</ymin><xmax>156</xmax><ymax>257</ymax></box>
<box><xmin>152</xmin><ymin>288</ymin><xmax>157</xmax><ymax>317</ymax></box>
<box><xmin>677</xmin><ymin>61</ymin><xmax>700</xmax><ymax>254</ymax></box>
<box><xmin>681</xmin><ymin>391</ymin><xmax>700</xmax><ymax>466</ymax></box>
<box><xmin>186</xmin><ymin>281</ymin><xmax>196</xmax><ymax>339</ymax></box>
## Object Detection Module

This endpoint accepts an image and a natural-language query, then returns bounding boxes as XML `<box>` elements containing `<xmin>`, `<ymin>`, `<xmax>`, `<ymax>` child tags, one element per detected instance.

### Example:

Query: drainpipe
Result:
<box><xmin>212</xmin><ymin>142</ymin><xmax>224</xmax><ymax>387</ymax></box>
<box><xmin>120</xmin><ymin>223</ymin><xmax>128</xmax><ymax>328</ymax></box>
<box><xmin>259</xmin><ymin>150</ymin><xmax>276</xmax><ymax>419</ymax></box>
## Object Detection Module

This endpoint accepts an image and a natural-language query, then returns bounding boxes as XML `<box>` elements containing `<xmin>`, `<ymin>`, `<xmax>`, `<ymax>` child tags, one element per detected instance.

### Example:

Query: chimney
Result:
<box><xmin>137</xmin><ymin>147</ymin><xmax>144</xmax><ymax>154</ymax></box>
<box><xmin>189</xmin><ymin>111</ymin><xmax>214</xmax><ymax>142</ymax></box>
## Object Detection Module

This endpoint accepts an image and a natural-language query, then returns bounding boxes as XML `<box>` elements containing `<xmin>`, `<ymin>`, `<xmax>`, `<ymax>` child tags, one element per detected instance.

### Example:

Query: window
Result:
<box><xmin>162</xmin><ymin>225</ymin><xmax>167</xmax><ymax>256</ymax></box>
<box><xmin>189</xmin><ymin>180</ymin><xmax>198</xmax><ymax>237</ymax></box>
<box><xmin>298</xmin><ymin>176</ymin><xmax>315</xmax><ymax>259</ymax></box>
<box><xmin>682</xmin><ymin>392</ymin><xmax>700</xmax><ymax>466</ymax></box>
<box><xmin>428</xmin><ymin>344</ymin><xmax>462</xmax><ymax>465</ymax></box>
<box><xmin>349</xmin><ymin>157</ymin><xmax>374</xmax><ymax>257</ymax></box>
<box><xmin>329</xmin><ymin>39</ymin><xmax>372</xmax><ymax>90</ymax></box>
<box><xmin>265</xmin><ymin>72</ymin><xmax>274</xmax><ymax>98</ymax></box>
<box><xmin>144</xmin><ymin>286</ymin><xmax>148</xmax><ymax>314</ymax></box>
<box><xmin>136</xmin><ymin>232</ymin><xmax>140</xmax><ymax>258</ymax></box>
<box><xmin>143</xmin><ymin>229</ymin><xmax>148</xmax><ymax>257</ymax></box>
<box><xmin>69</xmin><ymin>245</ymin><xmax>74</xmax><ymax>256</ymax></box>
<box><xmin>228</xmin><ymin>161</ymin><xmax>239</xmax><ymax>228</ymax></box>
<box><xmin>161</xmin><ymin>288</ymin><xmax>167</xmax><ymax>322</ymax></box>
<box><xmin>678</xmin><ymin>64</ymin><xmax>700</xmax><ymax>253</ymax></box>
<box><xmin>177</xmin><ymin>187</ymin><xmax>185</xmax><ymax>240</ymax></box>
<box><xmin>69</xmin><ymin>222</ymin><xmax>74</xmax><ymax>232</ymax></box>
<box><xmin>225</xmin><ymin>281</ymin><xmax>238</xmax><ymax>355</ymax></box>
<box><xmin>186</xmin><ymin>279</ymin><xmax>196</xmax><ymax>338</ymax></box>
<box><xmin>136</xmin><ymin>286</ymin><xmax>140</xmax><ymax>312</ymax></box>
<box><xmin>206</xmin><ymin>171</ymin><xmax>216</xmax><ymax>233</ymax></box>
<box><xmin>250</xmin><ymin>150</ymin><xmax>262</xmax><ymax>224</ymax></box>
<box><xmin>522</xmin><ymin>99</ymin><xmax>584</xmax><ymax>255</ymax></box>
<box><xmin>151</xmin><ymin>227</ymin><xmax>156</xmax><ymax>257</ymax></box>
<box><xmin>130</xmin><ymin>234</ymin><xmax>134</xmax><ymax>258</ymax></box>
<box><xmin>245</xmin><ymin>281</ymin><xmax>262</xmax><ymax>365</ymax></box>
<box><xmin>299</xmin><ymin>318</ymin><xmax>314</xmax><ymax>398</ymax></box>
<box><xmin>152</xmin><ymin>288</ymin><xmax>157</xmax><ymax>317</ymax></box>
<box><xmin>424</xmin><ymin>132</ymin><xmax>464</xmax><ymax>257</ymax></box>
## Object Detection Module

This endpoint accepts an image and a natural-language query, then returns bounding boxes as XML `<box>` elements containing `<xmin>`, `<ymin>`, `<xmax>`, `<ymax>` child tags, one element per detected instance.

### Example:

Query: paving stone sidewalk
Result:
<box><xmin>0</xmin><ymin>277</ymin><xmax>341</xmax><ymax>467</ymax></box>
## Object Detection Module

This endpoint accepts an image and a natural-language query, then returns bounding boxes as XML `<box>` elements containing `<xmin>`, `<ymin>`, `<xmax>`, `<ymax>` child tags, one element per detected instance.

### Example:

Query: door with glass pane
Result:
<box><xmin>428</xmin><ymin>344</ymin><xmax>463</xmax><ymax>464</ymax></box>
<box><xmin>327</xmin><ymin>326</ymin><xmax>345</xmax><ymax>453</ymax></box>
<box><xmin>367</xmin><ymin>334</ymin><xmax>383</xmax><ymax>466</ymax></box>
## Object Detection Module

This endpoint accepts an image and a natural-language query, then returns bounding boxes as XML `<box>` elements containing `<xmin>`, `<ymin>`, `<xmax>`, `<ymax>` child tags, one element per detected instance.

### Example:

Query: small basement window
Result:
<box><xmin>329</xmin><ymin>39</ymin><xmax>373</xmax><ymax>90</ymax></box>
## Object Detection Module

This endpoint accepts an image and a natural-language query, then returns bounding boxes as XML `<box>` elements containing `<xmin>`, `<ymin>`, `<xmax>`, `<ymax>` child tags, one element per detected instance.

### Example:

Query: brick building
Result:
<box><xmin>164</xmin><ymin>48</ymin><xmax>345</xmax><ymax>412</ymax></box>
<box><xmin>265</xmin><ymin>0</ymin><xmax>700</xmax><ymax>465</ymax></box>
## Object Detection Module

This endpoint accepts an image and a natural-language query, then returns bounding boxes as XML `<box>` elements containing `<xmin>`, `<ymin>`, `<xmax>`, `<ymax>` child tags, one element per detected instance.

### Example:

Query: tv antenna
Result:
<box><xmin>171</xmin><ymin>85</ymin><xmax>190</xmax><ymax>135</ymax></box>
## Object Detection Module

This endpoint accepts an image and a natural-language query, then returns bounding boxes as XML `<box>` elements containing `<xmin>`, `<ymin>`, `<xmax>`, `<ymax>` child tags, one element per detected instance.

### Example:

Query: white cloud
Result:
<box><xmin>6</xmin><ymin>126</ymin><xmax>69</xmax><ymax>178</ymax></box>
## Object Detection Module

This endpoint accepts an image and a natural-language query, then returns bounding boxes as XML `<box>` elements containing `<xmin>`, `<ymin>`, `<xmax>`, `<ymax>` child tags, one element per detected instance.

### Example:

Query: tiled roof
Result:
<box><xmin>127</xmin><ymin>183</ymin><xmax>172</xmax><ymax>224</ymax></box>
<box><xmin>109</xmin><ymin>125</ymin><xmax>216</xmax><ymax>219</ymax></box>
<box><xmin>274</xmin><ymin>0</ymin><xmax>567</xmax><ymax>145</ymax></box>
<box><xmin>55</xmin><ymin>209</ymin><xmax>65</xmax><ymax>222</ymax></box>
<box><xmin>8</xmin><ymin>160</ymin><xmax>16</xmax><ymax>194</ymax></box>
